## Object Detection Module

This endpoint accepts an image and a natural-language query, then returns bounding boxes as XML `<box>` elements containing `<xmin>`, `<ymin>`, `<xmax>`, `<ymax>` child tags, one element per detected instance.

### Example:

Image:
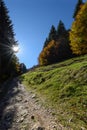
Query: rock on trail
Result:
<box><xmin>0</xmin><ymin>78</ymin><xmax>66</xmax><ymax>130</ymax></box>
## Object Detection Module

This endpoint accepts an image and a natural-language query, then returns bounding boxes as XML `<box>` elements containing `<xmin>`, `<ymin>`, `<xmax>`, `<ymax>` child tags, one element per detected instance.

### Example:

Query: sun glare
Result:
<box><xmin>12</xmin><ymin>45</ymin><xmax>19</xmax><ymax>53</ymax></box>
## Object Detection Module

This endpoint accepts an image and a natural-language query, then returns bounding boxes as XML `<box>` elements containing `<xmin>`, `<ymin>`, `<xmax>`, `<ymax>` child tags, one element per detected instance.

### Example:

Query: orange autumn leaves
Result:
<box><xmin>38</xmin><ymin>40</ymin><xmax>58</xmax><ymax>65</ymax></box>
<box><xmin>38</xmin><ymin>37</ymin><xmax>72</xmax><ymax>66</ymax></box>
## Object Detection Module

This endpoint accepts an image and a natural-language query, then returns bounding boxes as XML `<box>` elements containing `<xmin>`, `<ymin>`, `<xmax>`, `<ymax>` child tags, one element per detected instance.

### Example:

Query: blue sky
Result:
<box><xmin>4</xmin><ymin>0</ymin><xmax>84</xmax><ymax>68</ymax></box>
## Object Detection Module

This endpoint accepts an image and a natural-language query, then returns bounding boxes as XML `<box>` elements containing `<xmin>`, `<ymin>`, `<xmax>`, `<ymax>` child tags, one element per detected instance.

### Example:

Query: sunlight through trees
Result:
<box><xmin>0</xmin><ymin>0</ymin><xmax>19</xmax><ymax>82</ymax></box>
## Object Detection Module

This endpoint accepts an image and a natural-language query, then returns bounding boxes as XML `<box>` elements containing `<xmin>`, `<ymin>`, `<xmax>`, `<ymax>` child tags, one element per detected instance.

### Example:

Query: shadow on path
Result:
<box><xmin>0</xmin><ymin>78</ymin><xmax>20</xmax><ymax>130</ymax></box>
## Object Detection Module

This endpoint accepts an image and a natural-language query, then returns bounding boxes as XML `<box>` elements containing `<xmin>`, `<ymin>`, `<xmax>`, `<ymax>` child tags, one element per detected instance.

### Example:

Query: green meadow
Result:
<box><xmin>21</xmin><ymin>55</ymin><xmax>87</xmax><ymax>129</ymax></box>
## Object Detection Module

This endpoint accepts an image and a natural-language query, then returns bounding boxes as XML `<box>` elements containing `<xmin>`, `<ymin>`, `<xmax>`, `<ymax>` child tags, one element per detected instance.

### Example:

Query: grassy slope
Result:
<box><xmin>20</xmin><ymin>55</ymin><xmax>87</xmax><ymax>130</ymax></box>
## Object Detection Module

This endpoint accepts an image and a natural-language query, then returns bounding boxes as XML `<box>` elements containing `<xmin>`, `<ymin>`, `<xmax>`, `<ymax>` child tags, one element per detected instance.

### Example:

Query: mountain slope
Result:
<box><xmin>21</xmin><ymin>54</ymin><xmax>87</xmax><ymax>130</ymax></box>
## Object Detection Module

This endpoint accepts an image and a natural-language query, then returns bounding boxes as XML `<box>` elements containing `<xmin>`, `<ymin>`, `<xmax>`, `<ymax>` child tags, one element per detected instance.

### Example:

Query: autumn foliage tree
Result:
<box><xmin>38</xmin><ymin>20</ymin><xmax>72</xmax><ymax>66</ymax></box>
<box><xmin>70</xmin><ymin>2</ymin><xmax>87</xmax><ymax>55</ymax></box>
<box><xmin>38</xmin><ymin>40</ymin><xmax>59</xmax><ymax>65</ymax></box>
<box><xmin>39</xmin><ymin>23</ymin><xmax>72</xmax><ymax>65</ymax></box>
<box><xmin>73</xmin><ymin>0</ymin><xmax>84</xmax><ymax>19</ymax></box>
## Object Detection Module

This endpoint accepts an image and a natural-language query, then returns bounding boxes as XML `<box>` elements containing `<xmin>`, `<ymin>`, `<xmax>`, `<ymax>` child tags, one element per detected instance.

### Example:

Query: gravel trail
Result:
<box><xmin>0</xmin><ymin>78</ymin><xmax>66</xmax><ymax>130</ymax></box>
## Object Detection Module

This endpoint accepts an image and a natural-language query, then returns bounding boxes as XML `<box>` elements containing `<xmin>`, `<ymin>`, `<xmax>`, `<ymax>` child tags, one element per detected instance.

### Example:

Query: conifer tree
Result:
<box><xmin>43</xmin><ymin>25</ymin><xmax>56</xmax><ymax>48</ymax></box>
<box><xmin>43</xmin><ymin>38</ymin><xmax>49</xmax><ymax>48</ymax></box>
<box><xmin>56</xmin><ymin>20</ymin><xmax>67</xmax><ymax>38</ymax></box>
<box><xmin>0</xmin><ymin>0</ymin><xmax>19</xmax><ymax>82</ymax></box>
<box><xmin>48</xmin><ymin>25</ymin><xmax>57</xmax><ymax>41</ymax></box>
<box><xmin>56</xmin><ymin>20</ymin><xmax>73</xmax><ymax>59</ymax></box>
<box><xmin>73</xmin><ymin>0</ymin><xmax>84</xmax><ymax>19</ymax></box>
<box><xmin>39</xmin><ymin>20</ymin><xmax>73</xmax><ymax>66</ymax></box>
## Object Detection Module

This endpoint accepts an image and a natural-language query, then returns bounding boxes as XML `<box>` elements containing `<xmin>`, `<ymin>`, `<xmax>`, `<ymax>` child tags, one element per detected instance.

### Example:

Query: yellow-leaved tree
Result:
<box><xmin>70</xmin><ymin>2</ymin><xmax>87</xmax><ymax>55</ymax></box>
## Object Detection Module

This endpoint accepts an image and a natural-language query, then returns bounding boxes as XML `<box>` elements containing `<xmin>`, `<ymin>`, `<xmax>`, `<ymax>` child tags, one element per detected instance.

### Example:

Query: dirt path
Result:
<box><xmin>0</xmin><ymin>78</ymin><xmax>66</xmax><ymax>130</ymax></box>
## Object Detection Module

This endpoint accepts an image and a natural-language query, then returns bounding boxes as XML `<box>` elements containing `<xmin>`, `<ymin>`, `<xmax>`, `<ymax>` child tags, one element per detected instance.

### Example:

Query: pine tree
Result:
<box><xmin>43</xmin><ymin>38</ymin><xmax>49</xmax><ymax>48</ymax></box>
<box><xmin>70</xmin><ymin>2</ymin><xmax>87</xmax><ymax>55</ymax></box>
<box><xmin>43</xmin><ymin>25</ymin><xmax>56</xmax><ymax>49</ymax></box>
<box><xmin>0</xmin><ymin>0</ymin><xmax>19</xmax><ymax>82</ymax></box>
<box><xmin>73</xmin><ymin>0</ymin><xmax>84</xmax><ymax>19</ymax></box>
<box><xmin>39</xmin><ymin>20</ymin><xmax>73</xmax><ymax>66</ymax></box>
<box><xmin>48</xmin><ymin>25</ymin><xmax>57</xmax><ymax>41</ymax></box>
<box><xmin>56</xmin><ymin>20</ymin><xmax>67</xmax><ymax>38</ymax></box>
<box><xmin>56</xmin><ymin>20</ymin><xmax>73</xmax><ymax>59</ymax></box>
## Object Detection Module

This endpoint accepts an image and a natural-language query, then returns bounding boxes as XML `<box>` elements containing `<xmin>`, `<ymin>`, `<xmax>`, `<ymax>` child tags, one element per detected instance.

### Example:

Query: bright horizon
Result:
<box><xmin>4</xmin><ymin>0</ymin><xmax>86</xmax><ymax>68</ymax></box>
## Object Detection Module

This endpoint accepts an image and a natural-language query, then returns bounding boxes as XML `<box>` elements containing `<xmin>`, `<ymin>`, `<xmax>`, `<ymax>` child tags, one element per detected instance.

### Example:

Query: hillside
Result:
<box><xmin>21</xmin><ymin>55</ymin><xmax>87</xmax><ymax>130</ymax></box>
